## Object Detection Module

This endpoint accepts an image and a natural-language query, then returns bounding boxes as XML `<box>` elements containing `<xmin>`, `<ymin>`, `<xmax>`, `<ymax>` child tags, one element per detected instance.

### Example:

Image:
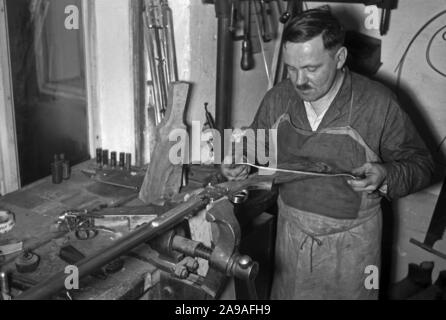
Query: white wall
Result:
<box><xmin>93</xmin><ymin>0</ymin><xmax>136</xmax><ymax>159</ymax></box>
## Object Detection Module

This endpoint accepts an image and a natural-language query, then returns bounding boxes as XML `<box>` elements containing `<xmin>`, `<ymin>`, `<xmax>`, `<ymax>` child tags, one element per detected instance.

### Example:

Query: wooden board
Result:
<box><xmin>139</xmin><ymin>82</ymin><xmax>190</xmax><ymax>205</ymax></box>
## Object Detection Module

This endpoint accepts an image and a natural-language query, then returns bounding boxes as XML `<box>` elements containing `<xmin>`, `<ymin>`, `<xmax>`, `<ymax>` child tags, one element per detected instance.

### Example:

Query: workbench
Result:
<box><xmin>0</xmin><ymin>160</ymin><xmax>167</xmax><ymax>299</ymax></box>
<box><xmin>0</xmin><ymin>161</ymin><xmax>276</xmax><ymax>300</ymax></box>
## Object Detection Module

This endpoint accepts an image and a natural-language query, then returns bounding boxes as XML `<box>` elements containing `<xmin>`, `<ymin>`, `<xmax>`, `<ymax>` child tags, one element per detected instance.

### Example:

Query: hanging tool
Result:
<box><xmin>229</xmin><ymin>0</ymin><xmax>237</xmax><ymax>33</ymax></box>
<box><xmin>378</xmin><ymin>0</ymin><xmax>393</xmax><ymax>36</ymax></box>
<box><xmin>241</xmin><ymin>0</ymin><xmax>255</xmax><ymax>70</ymax></box>
<box><xmin>144</xmin><ymin>1</ymin><xmax>167</xmax><ymax>124</ymax></box>
<box><xmin>144</xmin><ymin>0</ymin><xmax>179</xmax><ymax>125</ymax></box>
<box><xmin>214</xmin><ymin>0</ymin><xmax>234</xmax><ymax>134</ymax></box>
<box><xmin>160</xmin><ymin>0</ymin><xmax>178</xmax><ymax>83</ymax></box>
<box><xmin>256</xmin><ymin>0</ymin><xmax>273</xmax><ymax>42</ymax></box>
<box><xmin>253</xmin><ymin>1</ymin><xmax>272</xmax><ymax>86</ymax></box>
<box><xmin>279</xmin><ymin>0</ymin><xmax>302</xmax><ymax>24</ymax></box>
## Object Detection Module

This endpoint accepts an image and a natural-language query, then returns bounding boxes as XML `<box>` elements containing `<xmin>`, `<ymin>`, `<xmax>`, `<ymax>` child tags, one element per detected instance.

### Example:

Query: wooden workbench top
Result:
<box><xmin>0</xmin><ymin>160</ymin><xmax>158</xmax><ymax>300</ymax></box>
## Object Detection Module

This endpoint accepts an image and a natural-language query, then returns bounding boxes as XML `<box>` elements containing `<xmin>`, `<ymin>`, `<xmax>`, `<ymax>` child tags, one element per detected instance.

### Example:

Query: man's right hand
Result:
<box><xmin>221</xmin><ymin>163</ymin><xmax>250</xmax><ymax>181</ymax></box>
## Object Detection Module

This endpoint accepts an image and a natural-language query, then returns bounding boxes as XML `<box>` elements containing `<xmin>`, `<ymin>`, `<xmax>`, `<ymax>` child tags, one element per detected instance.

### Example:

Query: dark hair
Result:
<box><xmin>283</xmin><ymin>8</ymin><xmax>345</xmax><ymax>50</ymax></box>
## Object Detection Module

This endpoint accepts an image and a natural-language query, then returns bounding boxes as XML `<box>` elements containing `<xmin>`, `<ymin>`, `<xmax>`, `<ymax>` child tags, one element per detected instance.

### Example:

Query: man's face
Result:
<box><xmin>283</xmin><ymin>35</ymin><xmax>344</xmax><ymax>102</ymax></box>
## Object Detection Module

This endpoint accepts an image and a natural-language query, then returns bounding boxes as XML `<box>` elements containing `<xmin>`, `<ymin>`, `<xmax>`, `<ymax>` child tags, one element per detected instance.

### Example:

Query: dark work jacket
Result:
<box><xmin>250</xmin><ymin>69</ymin><xmax>434</xmax><ymax>201</ymax></box>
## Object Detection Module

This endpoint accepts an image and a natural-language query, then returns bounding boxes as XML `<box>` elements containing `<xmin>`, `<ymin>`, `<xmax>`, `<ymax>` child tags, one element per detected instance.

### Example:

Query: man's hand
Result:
<box><xmin>347</xmin><ymin>162</ymin><xmax>387</xmax><ymax>193</ymax></box>
<box><xmin>221</xmin><ymin>164</ymin><xmax>250</xmax><ymax>181</ymax></box>
<box><xmin>221</xmin><ymin>154</ymin><xmax>250</xmax><ymax>181</ymax></box>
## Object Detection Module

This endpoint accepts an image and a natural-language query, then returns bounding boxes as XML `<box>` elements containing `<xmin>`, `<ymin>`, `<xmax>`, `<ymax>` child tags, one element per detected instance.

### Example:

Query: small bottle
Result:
<box><xmin>96</xmin><ymin>148</ymin><xmax>103</xmax><ymax>169</ymax></box>
<box><xmin>102</xmin><ymin>149</ymin><xmax>109</xmax><ymax>167</ymax></box>
<box><xmin>125</xmin><ymin>153</ymin><xmax>132</xmax><ymax>171</ymax></box>
<box><xmin>110</xmin><ymin>151</ymin><xmax>117</xmax><ymax>168</ymax></box>
<box><xmin>119</xmin><ymin>152</ymin><xmax>125</xmax><ymax>170</ymax></box>
<box><xmin>60</xmin><ymin>153</ymin><xmax>71</xmax><ymax>180</ymax></box>
<box><xmin>51</xmin><ymin>154</ymin><xmax>63</xmax><ymax>184</ymax></box>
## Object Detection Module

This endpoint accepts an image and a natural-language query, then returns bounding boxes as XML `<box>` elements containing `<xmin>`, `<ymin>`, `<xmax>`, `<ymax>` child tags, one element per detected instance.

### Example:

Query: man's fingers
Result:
<box><xmin>347</xmin><ymin>177</ymin><xmax>377</xmax><ymax>192</ymax></box>
<box><xmin>351</xmin><ymin>164</ymin><xmax>368</xmax><ymax>176</ymax></box>
<box><xmin>350</xmin><ymin>185</ymin><xmax>376</xmax><ymax>192</ymax></box>
<box><xmin>348</xmin><ymin>178</ymin><xmax>370</xmax><ymax>188</ymax></box>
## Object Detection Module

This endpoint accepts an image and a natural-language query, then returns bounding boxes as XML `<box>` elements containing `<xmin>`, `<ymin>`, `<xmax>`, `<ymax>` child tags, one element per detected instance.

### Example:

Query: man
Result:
<box><xmin>221</xmin><ymin>9</ymin><xmax>434</xmax><ymax>299</ymax></box>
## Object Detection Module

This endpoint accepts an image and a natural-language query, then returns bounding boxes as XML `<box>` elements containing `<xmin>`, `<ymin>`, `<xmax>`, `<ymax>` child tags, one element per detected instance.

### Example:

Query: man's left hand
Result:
<box><xmin>347</xmin><ymin>162</ymin><xmax>387</xmax><ymax>193</ymax></box>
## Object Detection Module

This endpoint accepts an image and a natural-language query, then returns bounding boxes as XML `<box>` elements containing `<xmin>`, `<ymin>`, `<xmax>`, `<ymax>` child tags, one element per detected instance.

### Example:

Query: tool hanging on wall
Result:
<box><xmin>160</xmin><ymin>0</ymin><xmax>178</xmax><ymax>83</ymax></box>
<box><xmin>279</xmin><ymin>0</ymin><xmax>302</xmax><ymax>24</ymax></box>
<box><xmin>241</xmin><ymin>0</ymin><xmax>255</xmax><ymax>70</ymax></box>
<box><xmin>257</xmin><ymin>0</ymin><xmax>273</xmax><ymax>42</ymax></box>
<box><xmin>143</xmin><ymin>0</ymin><xmax>179</xmax><ymax>125</ymax></box>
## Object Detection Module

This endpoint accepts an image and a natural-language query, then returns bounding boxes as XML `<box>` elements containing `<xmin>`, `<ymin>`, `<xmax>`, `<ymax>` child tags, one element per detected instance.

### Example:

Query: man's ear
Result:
<box><xmin>335</xmin><ymin>46</ymin><xmax>347</xmax><ymax>70</ymax></box>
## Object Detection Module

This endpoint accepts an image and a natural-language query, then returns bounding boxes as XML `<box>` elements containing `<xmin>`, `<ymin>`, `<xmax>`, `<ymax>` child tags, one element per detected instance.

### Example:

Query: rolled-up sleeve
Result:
<box><xmin>379</xmin><ymin>97</ymin><xmax>434</xmax><ymax>199</ymax></box>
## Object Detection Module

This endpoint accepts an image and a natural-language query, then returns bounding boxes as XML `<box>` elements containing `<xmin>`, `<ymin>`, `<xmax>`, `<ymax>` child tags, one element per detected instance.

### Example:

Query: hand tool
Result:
<box><xmin>160</xmin><ymin>0</ymin><xmax>178</xmax><ymax>83</ymax></box>
<box><xmin>144</xmin><ymin>0</ymin><xmax>172</xmax><ymax>123</ymax></box>
<box><xmin>144</xmin><ymin>7</ymin><xmax>164</xmax><ymax>124</ymax></box>
<box><xmin>81</xmin><ymin>168</ymin><xmax>143</xmax><ymax>191</ymax></box>
<box><xmin>241</xmin><ymin>0</ymin><xmax>254</xmax><ymax>70</ymax></box>
<box><xmin>253</xmin><ymin>1</ymin><xmax>272</xmax><ymax>86</ymax></box>
<box><xmin>257</xmin><ymin>0</ymin><xmax>272</xmax><ymax>42</ymax></box>
<box><xmin>229</xmin><ymin>0</ymin><xmax>237</xmax><ymax>33</ymax></box>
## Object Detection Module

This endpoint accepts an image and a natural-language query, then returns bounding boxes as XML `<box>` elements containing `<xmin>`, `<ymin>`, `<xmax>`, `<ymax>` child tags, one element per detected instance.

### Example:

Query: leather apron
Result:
<box><xmin>270</xmin><ymin>90</ymin><xmax>383</xmax><ymax>300</ymax></box>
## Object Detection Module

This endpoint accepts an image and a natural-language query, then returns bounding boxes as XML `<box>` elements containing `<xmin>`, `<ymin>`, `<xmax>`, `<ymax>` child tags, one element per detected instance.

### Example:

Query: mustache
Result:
<box><xmin>295</xmin><ymin>84</ymin><xmax>312</xmax><ymax>91</ymax></box>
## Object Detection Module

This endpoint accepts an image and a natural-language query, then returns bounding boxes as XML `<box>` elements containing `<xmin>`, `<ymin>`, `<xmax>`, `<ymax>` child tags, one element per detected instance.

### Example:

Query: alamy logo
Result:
<box><xmin>364</xmin><ymin>265</ymin><xmax>379</xmax><ymax>289</ymax></box>
<box><xmin>168</xmin><ymin>121</ymin><xmax>278</xmax><ymax>174</ymax></box>
<box><xmin>64</xmin><ymin>5</ymin><xmax>79</xmax><ymax>30</ymax></box>
<box><xmin>64</xmin><ymin>265</ymin><xmax>79</xmax><ymax>290</ymax></box>
<box><xmin>364</xmin><ymin>6</ymin><xmax>380</xmax><ymax>31</ymax></box>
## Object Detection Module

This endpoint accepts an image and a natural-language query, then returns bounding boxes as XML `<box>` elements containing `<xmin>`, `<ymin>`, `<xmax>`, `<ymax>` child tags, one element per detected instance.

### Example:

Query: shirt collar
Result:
<box><xmin>317</xmin><ymin>67</ymin><xmax>353</xmax><ymax>129</ymax></box>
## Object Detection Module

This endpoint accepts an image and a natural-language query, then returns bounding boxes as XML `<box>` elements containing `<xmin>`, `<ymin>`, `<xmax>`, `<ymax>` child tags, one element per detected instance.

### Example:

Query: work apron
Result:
<box><xmin>270</xmin><ymin>93</ymin><xmax>383</xmax><ymax>300</ymax></box>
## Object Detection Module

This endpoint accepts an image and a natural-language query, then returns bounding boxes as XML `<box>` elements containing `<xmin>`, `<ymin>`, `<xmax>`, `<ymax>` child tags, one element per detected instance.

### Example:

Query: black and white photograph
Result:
<box><xmin>0</xmin><ymin>0</ymin><xmax>445</xmax><ymax>305</ymax></box>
